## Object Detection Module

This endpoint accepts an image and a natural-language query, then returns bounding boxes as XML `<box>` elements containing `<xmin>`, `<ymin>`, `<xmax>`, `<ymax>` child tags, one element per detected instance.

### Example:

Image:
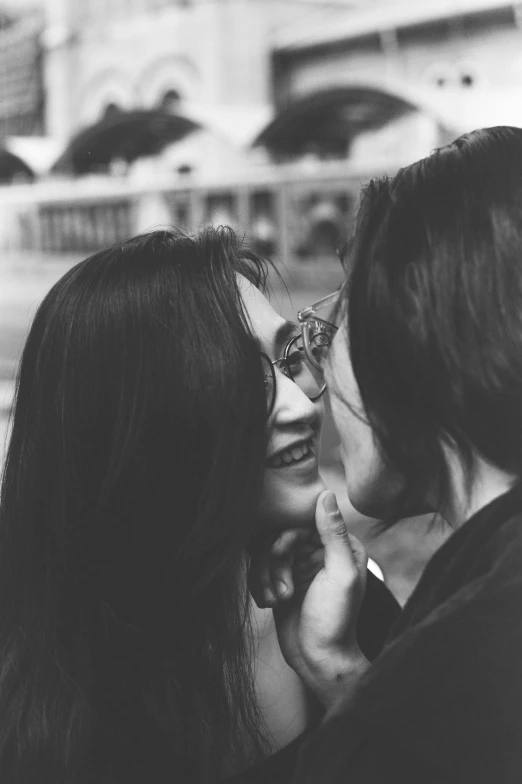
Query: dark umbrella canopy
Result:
<box><xmin>0</xmin><ymin>149</ymin><xmax>34</xmax><ymax>183</ymax></box>
<box><xmin>253</xmin><ymin>87</ymin><xmax>422</xmax><ymax>161</ymax></box>
<box><xmin>52</xmin><ymin>109</ymin><xmax>201</xmax><ymax>175</ymax></box>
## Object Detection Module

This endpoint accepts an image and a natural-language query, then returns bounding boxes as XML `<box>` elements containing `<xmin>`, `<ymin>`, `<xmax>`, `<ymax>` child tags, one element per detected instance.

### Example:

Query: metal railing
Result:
<box><xmin>0</xmin><ymin>160</ymin><xmax>402</xmax><ymax>263</ymax></box>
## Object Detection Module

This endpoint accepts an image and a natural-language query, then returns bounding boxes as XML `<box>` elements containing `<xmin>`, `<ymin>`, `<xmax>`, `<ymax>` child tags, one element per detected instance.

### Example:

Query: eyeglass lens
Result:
<box><xmin>302</xmin><ymin>317</ymin><xmax>336</xmax><ymax>373</ymax></box>
<box><xmin>298</xmin><ymin>290</ymin><xmax>340</xmax><ymax>372</ymax></box>
<box><xmin>283</xmin><ymin>334</ymin><xmax>326</xmax><ymax>401</ymax></box>
<box><xmin>260</xmin><ymin>353</ymin><xmax>276</xmax><ymax>418</ymax></box>
<box><xmin>260</xmin><ymin>329</ymin><xmax>334</xmax><ymax>419</ymax></box>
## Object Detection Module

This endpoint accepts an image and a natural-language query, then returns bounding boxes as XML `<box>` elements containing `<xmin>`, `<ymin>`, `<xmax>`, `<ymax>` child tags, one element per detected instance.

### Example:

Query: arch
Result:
<box><xmin>253</xmin><ymin>79</ymin><xmax>461</xmax><ymax>159</ymax></box>
<box><xmin>102</xmin><ymin>102</ymin><xmax>122</xmax><ymax>119</ymax></box>
<box><xmin>158</xmin><ymin>88</ymin><xmax>182</xmax><ymax>114</ymax></box>
<box><xmin>136</xmin><ymin>55</ymin><xmax>200</xmax><ymax>109</ymax></box>
<box><xmin>78</xmin><ymin>69</ymin><xmax>135</xmax><ymax>128</ymax></box>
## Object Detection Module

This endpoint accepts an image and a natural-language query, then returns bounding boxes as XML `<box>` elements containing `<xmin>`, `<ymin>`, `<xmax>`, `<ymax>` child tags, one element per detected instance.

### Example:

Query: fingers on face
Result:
<box><xmin>268</xmin><ymin>530</ymin><xmax>307</xmax><ymax>602</ymax></box>
<box><xmin>346</xmin><ymin>533</ymin><xmax>368</xmax><ymax>572</ymax></box>
<box><xmin>294</xmin><ymin>543</ymin><xmax>324</xmax><ymax>581</ymax></box>
<box><xmin>271</xmin><ymin>562</ymin><xmax>295</xmax><ymax>601</ymax></box>
<box><xmin>330</xmin><ymin>516</ymin><xmax>350</xmax><ymax>547</ymax></box>
<box><xmin>270</xmin><ymin>528</ymin><xmax>324</xmax><ymax>594</ymax></box>
<box><xmin>315</xmin><ymin>491</ymin><xmax>349</xmax><ymax>543</ymax></box>
<box><xmin>271</xmin><ymin>528</ymin><xmax>304</xmax><ymax>557</ymax></box>
<box><xmin>248</xmin><ymin>557</ymin><xmax>274</xmax><ymax>608</ymax></box>
<box><xmin>249</xmin><ymin>529</ymin><xmax>301</xmax><ymax>607</ymax></box>
<box><xmin>249</xmin><ymin>528</ymin><xmax>322</xmax><ymax>607</ymax></box>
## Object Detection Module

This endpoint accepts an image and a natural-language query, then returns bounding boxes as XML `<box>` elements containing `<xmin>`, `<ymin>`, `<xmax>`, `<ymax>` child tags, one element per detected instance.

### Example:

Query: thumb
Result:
<box><xmin>315</xmin><ymin>491</ymin><xmax>366</xmax><ymax>583</ymax></box>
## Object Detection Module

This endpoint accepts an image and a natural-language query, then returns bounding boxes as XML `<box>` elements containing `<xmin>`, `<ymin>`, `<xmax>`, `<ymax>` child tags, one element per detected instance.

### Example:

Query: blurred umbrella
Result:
<box><xmin>51</xmin><ymin>109</ymin><xmax>201</xmax><ymax>176</ymax></box>
<box><xmin>0</xmin><ymin>148</ymin><xmax>34</xmax><ymax>183</ymax></box>
<box><xmin>253</xmin><ymin>86</ymin><xmax>442</xmax><ymax>161</ymax></box>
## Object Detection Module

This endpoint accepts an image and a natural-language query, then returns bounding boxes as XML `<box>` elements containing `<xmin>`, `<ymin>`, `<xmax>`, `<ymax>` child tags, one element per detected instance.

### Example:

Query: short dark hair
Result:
<box><xmin>344</xmin><ymin>126</ymin><xmax>522</xmax><ymax>519</ymax></box>
<box><xmin>0</xmin><ymin>227</ymin><xmax>270</xmax><ymax>782</ymax></box>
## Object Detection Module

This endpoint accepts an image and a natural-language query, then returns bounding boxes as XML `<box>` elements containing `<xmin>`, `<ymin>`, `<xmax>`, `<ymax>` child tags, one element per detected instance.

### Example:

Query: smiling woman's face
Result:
<box><xmin>239</xmin><ymin>276</ymin><xmax>326</xmax><ymax>529</ymax></box>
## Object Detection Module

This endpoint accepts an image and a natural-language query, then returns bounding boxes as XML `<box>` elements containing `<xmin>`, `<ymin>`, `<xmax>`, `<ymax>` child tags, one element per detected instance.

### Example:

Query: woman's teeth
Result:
<box><xmin>269</xmin><ymin>441</ymin><xmax>311</xmax><ymax>468</ymax></box>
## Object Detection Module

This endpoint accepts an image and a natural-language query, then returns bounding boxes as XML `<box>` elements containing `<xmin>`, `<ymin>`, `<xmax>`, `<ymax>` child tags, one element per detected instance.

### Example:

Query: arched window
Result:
<box><xmin>102</xmin><ymin>102</ymin><xmax>121</xmax><ymax>120</ymax></box>
<box><xmin>159</xmin><ymin>89</ymin><xmax>182</xmax><ymax>114</ymax></box>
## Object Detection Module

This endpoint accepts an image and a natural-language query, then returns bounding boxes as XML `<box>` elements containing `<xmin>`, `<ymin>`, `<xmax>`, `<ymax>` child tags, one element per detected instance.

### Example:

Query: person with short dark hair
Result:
<box><xmin>255</xmin><ymin>127</ymin><xmax>522</xmax><ymax>783</ymax></box>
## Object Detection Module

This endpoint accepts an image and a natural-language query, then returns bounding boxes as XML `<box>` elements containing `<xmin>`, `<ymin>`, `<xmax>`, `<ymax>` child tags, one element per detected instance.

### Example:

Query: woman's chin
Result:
<box><xmin>256</xmin><ymin>475</ymin><xmax>327</xmax><ymax>530</ymax></box>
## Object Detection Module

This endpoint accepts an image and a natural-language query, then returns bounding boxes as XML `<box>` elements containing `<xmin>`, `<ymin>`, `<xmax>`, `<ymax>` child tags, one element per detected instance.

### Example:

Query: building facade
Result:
<box><xmin>43</xmin><ymin>0</ymin><xmax>294</xmax><ymax>138</ymax></box>
<box><xmin>0</xmin><ymin>6</ymin><xmax>44</xmax><ymax>138</ymax></box>
<box><xmin>39</xmin><ymin>0</ymin><xmax>522</xmax><ymax>172</ymax></box>
<box><xmin>266</xmin><ymin>0</ymin><xmax>522</xmax><ymax>161</ymax></box>
<box><xmin>3</xmin><ymin>0</ymin><xmax>522</xmax><ymax>259</ymax></box>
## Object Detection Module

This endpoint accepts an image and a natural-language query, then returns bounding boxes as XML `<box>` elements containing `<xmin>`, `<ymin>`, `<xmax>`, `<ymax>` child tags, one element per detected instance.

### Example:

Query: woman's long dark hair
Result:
<box><xmin>0</xmin><ymin>227</ymin><xmax>269</xmax><ymax>783</ymax></box>
<box><xmin>344</xmin><ymin>126</ymin><xmax>522</xmax><ymax>519</ymax></box>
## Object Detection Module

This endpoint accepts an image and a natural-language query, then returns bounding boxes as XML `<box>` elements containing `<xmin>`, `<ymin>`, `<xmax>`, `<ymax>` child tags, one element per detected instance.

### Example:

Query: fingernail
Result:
<box><xmin>276</xmin><ymin>580</ymin><xmax>287</xmax><ymax>597</ymax></box>
<box><xmin>323</xmin><ymin>491</ymin><xmax>339</xmax><ymax>515</ymax></box>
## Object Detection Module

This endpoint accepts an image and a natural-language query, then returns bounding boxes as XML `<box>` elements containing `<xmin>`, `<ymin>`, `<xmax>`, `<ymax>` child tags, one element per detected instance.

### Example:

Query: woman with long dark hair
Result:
<box><xmin>255</xmin><ymin>126</ymin><xmax>522</xmax><ymax>783</ymax></box>
<box><xmin>0</xmin><ymin>228</ymin><xmax>270</xmax><ymax>783</ymax></box>
<box><xmin>0</xmin><ymin>226</ymin><xmax>398</xmax><ymax>783</ymax></box>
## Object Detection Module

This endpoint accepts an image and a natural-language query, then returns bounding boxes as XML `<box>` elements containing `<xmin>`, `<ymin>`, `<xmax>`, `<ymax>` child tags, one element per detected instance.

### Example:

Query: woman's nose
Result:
<box><xmin>271</xmin><ymin>369</ymin><xmax>318</xmax><ymax>425</ymax></box>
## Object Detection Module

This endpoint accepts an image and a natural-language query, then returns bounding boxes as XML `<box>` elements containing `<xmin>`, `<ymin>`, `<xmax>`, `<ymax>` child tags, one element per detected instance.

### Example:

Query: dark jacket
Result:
<box><xmin>228</xmin><ymin>570</ymin><xmax>401</xmax><ymax>783</ymax></box>
<box><xmin>296</xmin><ymin>486</ymin><xmax>522</xmax><ymax>783</ymax></box>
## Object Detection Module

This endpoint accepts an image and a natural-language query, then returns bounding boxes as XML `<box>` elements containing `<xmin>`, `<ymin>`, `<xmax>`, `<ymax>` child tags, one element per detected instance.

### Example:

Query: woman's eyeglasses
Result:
<box><xmin>260</xmin><ymin>290</ymin><xmax>341</xmax><ymax>418</ymax></box>
<box><xmin>297</xmin><ymin>290</ymin><xmax>340</xmax><ymax>371</ymax></box>
<box><xmin>261</xmin><ymin>332</ymin><xmax>328</xmax><ymax>419</ymax></box>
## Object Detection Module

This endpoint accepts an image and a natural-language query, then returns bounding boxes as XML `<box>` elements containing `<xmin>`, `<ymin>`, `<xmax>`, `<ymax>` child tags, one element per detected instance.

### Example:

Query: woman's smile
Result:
<box><xmin>239</xmin><ymin>277</ymin><xmax>326</xmax><ymax>528</ymax></box>
<box><xmin>266</xmin><ymin>436</ymin><xmax>319</xmax><ymax>472</ymax></box>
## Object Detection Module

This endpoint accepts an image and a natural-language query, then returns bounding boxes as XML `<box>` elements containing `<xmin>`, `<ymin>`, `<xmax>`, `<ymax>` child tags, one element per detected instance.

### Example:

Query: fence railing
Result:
<box><xmin>0</xmin><ymin>160</ymin><xmax>403</xmax><ymax>264</ymax></box>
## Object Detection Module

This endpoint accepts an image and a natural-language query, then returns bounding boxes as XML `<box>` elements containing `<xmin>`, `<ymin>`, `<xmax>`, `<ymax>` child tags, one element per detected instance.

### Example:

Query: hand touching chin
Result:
<box><xmin>249</xmin><ymin>490</ymin><xmax>371</xmax><ymax>713</ymax></box>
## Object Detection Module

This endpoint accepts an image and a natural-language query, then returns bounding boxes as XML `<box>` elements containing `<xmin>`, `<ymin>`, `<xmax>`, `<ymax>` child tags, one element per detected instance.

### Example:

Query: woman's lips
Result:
<box><xmin>266</xmin><ymin>441</ymin><xmax>318</xmax><ymax>471</ymax></box>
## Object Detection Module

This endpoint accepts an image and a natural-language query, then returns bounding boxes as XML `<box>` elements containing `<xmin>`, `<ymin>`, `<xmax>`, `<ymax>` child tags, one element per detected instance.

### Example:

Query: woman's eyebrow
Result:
<box><xmin>274</xmin><ymin>320</ymin><xmax>299</xmax><ymax>353</ymax></box>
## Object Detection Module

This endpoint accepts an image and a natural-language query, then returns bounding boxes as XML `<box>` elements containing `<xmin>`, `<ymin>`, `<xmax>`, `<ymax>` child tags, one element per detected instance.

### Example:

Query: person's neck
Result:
<box><xmin>443</xmin><ymin>447</ymin><xmax>516</xmax><ymax>528</ymax></box>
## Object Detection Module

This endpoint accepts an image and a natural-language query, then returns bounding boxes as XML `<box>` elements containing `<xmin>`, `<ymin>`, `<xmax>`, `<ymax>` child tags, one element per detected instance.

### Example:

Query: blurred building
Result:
<box><xmin>0</xmin><ymin>5</ymin><xmax>43</xmax><ymax>138</ymax></box>
<box><xmin>38</xmin><ymin>0</ymin><xmax>522</xmax><ymax>177</ymax></box>
<box><xmin>42</xmin><ymin>0</ymin><xmax>294</xmax><ymax>177</ymax></box>
<box><xmin>0</xmin><ymin>4</ymin><xmax>44</xmax><ymax>182</ymax></box>
<box><xmin>1</xmin><ymin>0</ymin><xmax>522</xmax><ymax>258</ymax></box>
<box><xmin>262</xmin><ymin>0</ymin><xmax>522</xmax><ymax>163</ymax></box>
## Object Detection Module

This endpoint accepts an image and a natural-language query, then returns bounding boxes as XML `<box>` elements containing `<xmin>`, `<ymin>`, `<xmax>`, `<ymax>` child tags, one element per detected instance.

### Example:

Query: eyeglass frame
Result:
<box><xmin>261</xmin><ymin>333</ymin><xmax>327</xmax><ymax>419</ymax></box>
<box><xmin>297</xmin><ymin>290</ymin><xmax>340</xmax><ymax>371</ymax></box>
